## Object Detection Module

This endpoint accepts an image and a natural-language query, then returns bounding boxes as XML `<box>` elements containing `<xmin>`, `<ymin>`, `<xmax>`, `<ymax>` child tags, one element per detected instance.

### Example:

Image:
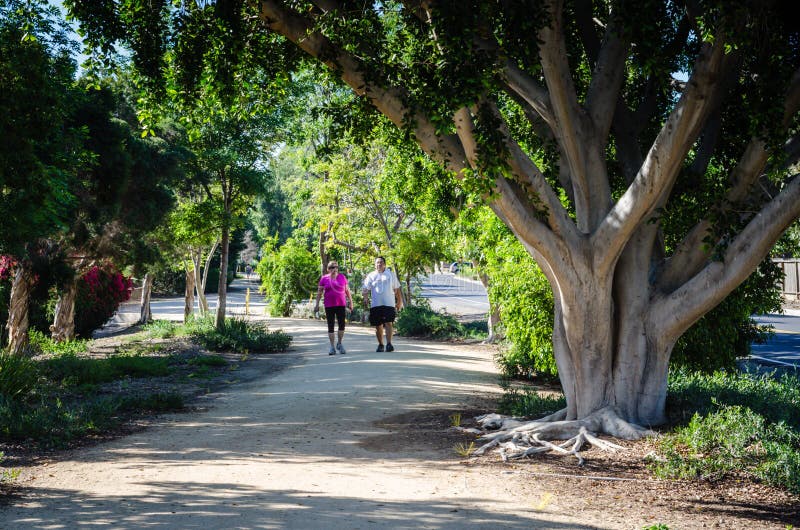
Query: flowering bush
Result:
<box><xmin>0</xmin><ymin>256</ymin><xmax>17</xmax><ymax>281</ymax></box>
<box><xmin>75</xmin><ymin>264</ymin><xmax>132</xmax><ymax>337</ymax></box>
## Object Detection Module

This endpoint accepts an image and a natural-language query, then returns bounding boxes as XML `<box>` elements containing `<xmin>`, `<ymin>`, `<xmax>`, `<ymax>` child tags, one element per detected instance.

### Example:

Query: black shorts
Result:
<box><xmin>369</xmin><ymin>305</ymin><xmax>396</xmax><ymax>326</ymax></box>
<box><xmin>325</xmin><ymin>306</ymin><xmax>346</xmax><ymax>333</ymax></box>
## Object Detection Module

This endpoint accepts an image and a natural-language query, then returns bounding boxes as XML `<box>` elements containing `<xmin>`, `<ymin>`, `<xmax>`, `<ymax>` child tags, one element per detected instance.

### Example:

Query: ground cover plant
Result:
<box><xmin>0</xmin><ymin>318</ymin><xmax>292</xmax><ymax>452</ymax></box>
<box><xmin>498</xmin><ymin>368</ymin><xmax>800</xmax><ymax>494</ymax></box>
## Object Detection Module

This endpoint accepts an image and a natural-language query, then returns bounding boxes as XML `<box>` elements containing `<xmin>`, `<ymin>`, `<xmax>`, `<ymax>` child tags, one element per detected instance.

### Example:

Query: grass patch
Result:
<box><xmin>142</xmin><ymin>320</ymin><xmax>187</xmax><ymax>339</ymax></box>
<box><xmin>650</xmin><ymin>369</ymin><xmax>800</xmax><ymax>493</ymax></box>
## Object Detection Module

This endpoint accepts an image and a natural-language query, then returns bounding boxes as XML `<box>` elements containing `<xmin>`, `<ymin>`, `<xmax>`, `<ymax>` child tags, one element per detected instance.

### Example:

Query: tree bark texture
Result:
<box><xmin>50</xmin><ymin>280</ymin><xmax>77</xmax><ymax>342</ymax></box>
<box><xmin>139</xmin><ymin>273</ymin><xmax>154</xmax><ymax>325</ymax></box>
<box><xmin>184</xmin><ymin>267</ymin><xmax>196</xmax><ymax>322</ymax></box>
<box><xmin>214</xmin><ymin>225</ymin><xmax>230</xmax><ymax>329</ymax></box>
<box><xmin>5</xmin><ymin>265</ymin><xmax>35</xmax><ymax>355</ymax></box>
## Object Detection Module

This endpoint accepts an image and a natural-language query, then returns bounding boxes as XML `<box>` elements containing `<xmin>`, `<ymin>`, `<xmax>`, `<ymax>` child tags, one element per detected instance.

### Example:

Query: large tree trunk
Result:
<box><xmin>184</xmin><ymin>266</ymin><xmax>196</xmax><ymax>322</ymax></box>
<box><xmin>139</xmin><ymin>273</ymin><xmax>154</xmax><ymax>325</ymax></box>
<box><xmin>5</xmin><ymin>265</ymin><xmax>35</xmax><ymax>355</ymax></box>
<box><xmin>50</xmin><ymin>280</ymin><xmax>77</xmax><ymax>342</ymax></box>
<box><xmin>214</xmin><ymin>225</ymin><xmax>230</xmax><ymax>329</ymax></box>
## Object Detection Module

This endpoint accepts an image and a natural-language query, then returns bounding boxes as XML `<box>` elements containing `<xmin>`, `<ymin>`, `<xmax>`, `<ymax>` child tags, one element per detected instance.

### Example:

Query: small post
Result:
<box><xmin>245</xmin><ymin>287</ymin><xmax>250</xmax><ymax>316</ymax></box>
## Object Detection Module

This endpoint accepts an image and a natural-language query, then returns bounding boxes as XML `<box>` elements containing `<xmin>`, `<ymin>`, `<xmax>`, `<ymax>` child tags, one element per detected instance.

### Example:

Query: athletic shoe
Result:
<box><xmin>386</xmin><ymin>343</ymin><xmax>395</xmax><ymax>352</ymax></box>
<box><xmin>337</xmin><ymin>343</ymin><xmax>346</xmax><ymax>354</ymax></box>
<box><xmin>376</xmin><ymin>344</ymin><xmax>384</xmax><ymax>352</ymax></box>
<box><xmin>328</xmin><ymin>347</ymin><xmax>336</xmax><ymax>355</ymax></box>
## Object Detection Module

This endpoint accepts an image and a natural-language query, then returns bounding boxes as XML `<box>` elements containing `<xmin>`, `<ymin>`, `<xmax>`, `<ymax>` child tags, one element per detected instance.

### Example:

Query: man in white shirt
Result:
<box><xmin>362</xmin><ymin>256</ymin><xmax>404</xmax><ymax>352</ymax></box>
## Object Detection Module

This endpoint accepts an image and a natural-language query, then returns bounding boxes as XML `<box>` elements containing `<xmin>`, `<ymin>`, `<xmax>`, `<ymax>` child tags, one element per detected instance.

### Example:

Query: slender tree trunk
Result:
<box><xmin>184</xmin><ymin>266</ymin><xmax>196</xmax><ymax>322</ymax></box>
<box><xmin>139</xmin><ymin>273</ymin><xmax>154</xmax><ymax>325</ymax></box>
<box><xmin>478</xmin><ymin>272</ymin><xmax>501</xmax><ymax>343</ymax></box>
<box><xmin>215</xmin><ymin>225</ymin><xmax>230</xmax><ymax>329</ymax></box>
<box><xmin>5</xmin><ymin>265</ymin><xmax>35</xmax><ymax>355</ymax></box>
<box><xmin>50</xmin><ymin>279</ymin><xmax>77</xmax><ymax>342</ymax></box>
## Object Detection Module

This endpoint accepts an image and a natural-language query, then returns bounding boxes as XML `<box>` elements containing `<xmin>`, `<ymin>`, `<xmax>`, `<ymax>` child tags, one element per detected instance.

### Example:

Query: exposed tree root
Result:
<box><xmin>472</xmin><ymin>406</ymin><xmax>653</xmax><ymax>464</ymax></box>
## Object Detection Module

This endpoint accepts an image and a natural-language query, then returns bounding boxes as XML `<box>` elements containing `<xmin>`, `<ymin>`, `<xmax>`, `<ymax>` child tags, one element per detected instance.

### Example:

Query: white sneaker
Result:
<box><xmin>328</xmin><ymin>347</ymin><xmax>336</xmax><ymax>355</ymax></box>
<box><xmin>337</xmin><ymin>343</ymin><xmax>346</xmax><ymax>354</ymax></box>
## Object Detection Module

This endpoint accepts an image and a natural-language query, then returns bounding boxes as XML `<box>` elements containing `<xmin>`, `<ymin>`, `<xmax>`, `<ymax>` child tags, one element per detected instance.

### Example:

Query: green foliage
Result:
<box><xmin>190</xmin><ymin>316</ymin><xmax>291</xmax><ymax>353</ymax></box>
<box><xmin>0</xmin><ymin>0</ymin><xmax>80</xmax><ymax>255</ymax></box>
<box><xmin>41</xmin><ymin>351</ymin><xmax>172</xmax><ymax>388</ymax></box>
<box><xmin>652</xmin><ymin>369</ymin><xmax>800</xmax><ymax>492</ymax></box>
<box><xmin>0</xmin><ymin>392</ymin><xmax>183</xmax><ymax>448</ymax></box>
<box><xmin>142</xmin><ymin>319</ymin><xmax>186</xmax><ymax>339</ymax></box>
<box><xmin>671</xmin><ymin>259</ymin><xmax>783</xmax><ymax>371</ymax></box>
<box><xmin>665</xmin><ymin>368</ymin><xmax>800</xmax><ymax>429</ymax></box>
<box><xmin>0</xmin><ymin>351</ymin><xmax>38</xmax><ymax>400</ymax></box>
<box><xmin>27</xmin><ymin>330</ymin><xmax>89</xmax><ymax>356</ymax></box>
<box><xmin>481</xmin><ymin>218</ymin><xmax>557</xmax><ymax>378</ymax></box>
<box><xmin>1</xmin><ymin>451</ymin><xmax>19</xmax><ymax>485</ymax></box>
<box><xmin>395</xmin><ymin>305</ymin><xmax>463</xmax><ymax>339</ymax></box>
<box><xmin>258</xmin><ymin>238</ymin><xmax>318</xmax><ymax>317</ymax></box>
<box><xmin>497</xmin><ymin>385</ymin><xmax>566</xmax><ymax>418</ymax></box>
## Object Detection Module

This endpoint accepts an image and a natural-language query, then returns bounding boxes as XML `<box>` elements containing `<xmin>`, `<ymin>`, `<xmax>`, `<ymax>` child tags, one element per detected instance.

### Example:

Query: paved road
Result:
<box><xmin>418</xmin><ymin>273</ymin><xmax>489</xmax><ymax>320</ymax></box>
<box><xmin>751</xmin><ymin>309</ymin><xmax>800</xmax><ymax>370</ymax></box>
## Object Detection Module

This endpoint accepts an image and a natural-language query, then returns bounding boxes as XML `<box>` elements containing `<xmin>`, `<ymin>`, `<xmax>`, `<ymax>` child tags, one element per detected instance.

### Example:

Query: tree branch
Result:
<box><xmin>592</xmin><ymin>38</ymin><xmax>727</xmax><ymax>278</ymax></box>
<box><xmin>258</xmin><ymin>0</ymin><xmax>469</xmax><ymax>174</ymax></box>
<box><xmin>654</xmin><ymin>174</ymin><xmax>800</xmax><ymax>341</ymax></box>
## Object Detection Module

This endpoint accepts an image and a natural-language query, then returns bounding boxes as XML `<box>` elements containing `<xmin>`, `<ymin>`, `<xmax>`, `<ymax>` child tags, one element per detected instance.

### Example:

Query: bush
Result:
<box><xmin>74</xmin><ymin>264</ymin><xmax>132</xmax><ymax>337</ymax></box>
<box><xmin>650</xmin><ymin>369</ymin><xmax>800</xmax><ymax>493</ymax></box>
<box><xmin>479</xmin><ymin>221</ymin><xmax>557</xmax><ymax>378</ymax></box>
<box><xmin>190</xmin><ymin>316</ymin><xmax>292</xmax><ymax>353</ymax></box>
<box><xmin>395</xmin><ymin>305</ymin><xmax>463</xmax><ymax>338</ymax></box>
<box><xmin>257</xmin><ymin>238</ymin><xmax>318</xmax><ymax>317</ymax></box>
<box><xmin>0</xmin><ymin>351</ymin><xmax>38</xmax><ymax>400</ymax></box>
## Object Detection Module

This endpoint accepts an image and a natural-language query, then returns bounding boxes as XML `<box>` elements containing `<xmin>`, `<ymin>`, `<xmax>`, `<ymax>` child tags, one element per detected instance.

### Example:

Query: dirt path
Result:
<box><xmin>1</xmin><ymin>319</ymin><xmax>796</xmax><ymax>529</ymax></box>
<box><xmin>0</xmin><ymin>319</ymin><xmax>583</xmax><ymax>529</ymax></box>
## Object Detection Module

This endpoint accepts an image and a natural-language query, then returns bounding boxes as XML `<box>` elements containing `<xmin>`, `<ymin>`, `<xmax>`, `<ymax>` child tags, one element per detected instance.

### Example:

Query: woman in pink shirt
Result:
<box><xmin>313</xmin><ymin>261</ymin><xmax>353</xmax><ymax>355</ymax></box>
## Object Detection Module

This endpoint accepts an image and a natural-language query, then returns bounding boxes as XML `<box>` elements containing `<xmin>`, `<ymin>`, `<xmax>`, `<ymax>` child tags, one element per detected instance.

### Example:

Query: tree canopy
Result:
<box><xmin>64</xmin><ymin>0</ymin><xmax>800</xmax><ymax>443</ymax></box>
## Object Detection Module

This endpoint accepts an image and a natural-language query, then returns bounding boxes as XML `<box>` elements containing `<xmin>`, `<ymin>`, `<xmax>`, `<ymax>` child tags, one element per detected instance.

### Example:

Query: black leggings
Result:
<box><xmin>325</xmin><ymin>306</ymin><xmax>346</xmax><ymax>333</ymax></box>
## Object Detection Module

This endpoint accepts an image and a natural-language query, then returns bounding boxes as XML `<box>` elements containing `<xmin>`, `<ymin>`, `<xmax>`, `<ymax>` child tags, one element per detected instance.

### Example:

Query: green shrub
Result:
<box><xmin>192</xmin><ymin>317</ymin><xmax>292</xmax><ymax>353</ymax></box>
<box><xmin>482</xmin><ymin>232</ymin><xmax>557</xmax><ymax>379</ymax></box>
<box><xmin>257</xmin><ymin>238</ymin><xmax>318</xmax><ymax>317</ymax></box>
<box><xmin>651</xmin><ymin>369</ymin><xmax>800</xmax><ymax>493</ymax></box>
<box><xmin>651</xmin><ymin>405</ymin><xmax>800</xmax><ymax>492</ymax></box>
<box><xmin>395</xmin><ymin>305</ymin><xmax>462</xmax><ymax>338</ymax></box>
<box><xmin>666</xmin><ymin>368</ymin><xmax>800</xmax><ymax>429</ymax></box>
<box><xmin>0</xmin><ymin>351</ymin><xmax>38</xmax><ymax>399</ymax></box>
<box><xmin>28</xmin><ymin>330</ymin><xmax>90</xmax><ymax>356</ymax></box>
<box><xmin>497</xmin><ymin>385</ymin><xmax>566</xmax><ymax>418</ymax></box>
